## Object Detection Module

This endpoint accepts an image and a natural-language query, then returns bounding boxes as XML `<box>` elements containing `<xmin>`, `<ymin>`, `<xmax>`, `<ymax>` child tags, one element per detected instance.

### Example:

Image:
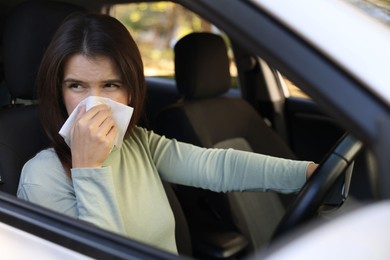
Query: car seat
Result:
<box><xmin>0</xmin><ymin>1</ymin><xmax>192</xmax><ymax>256</ymax></box>
<box><xmin>154</xmin><ymin>32</ymin><xmax>299</xmax><ymax>257</ymax></box>
<box><xmin>0</xmin><ymin>0</ymin><xmax>85</xmax><ymax>195</ymax></box>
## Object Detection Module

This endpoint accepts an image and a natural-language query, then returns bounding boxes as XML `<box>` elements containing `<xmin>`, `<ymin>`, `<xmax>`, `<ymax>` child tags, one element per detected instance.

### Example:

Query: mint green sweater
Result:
<box><xmin>17</xmin><ymin>126</ymin><xmax>310</xmax><ymax>254</ymax></box>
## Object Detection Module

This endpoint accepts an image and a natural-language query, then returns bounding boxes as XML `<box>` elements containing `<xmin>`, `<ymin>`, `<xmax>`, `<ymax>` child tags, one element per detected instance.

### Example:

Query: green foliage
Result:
<box><xmin>112</xmin><ymin>2</ymin><xmax>238</xmax><ymax>81</ymax></box>
<box><xmin>112</xmin><ymin>2</ymin><xmax>210</xmax><ymax>76</ymax></box>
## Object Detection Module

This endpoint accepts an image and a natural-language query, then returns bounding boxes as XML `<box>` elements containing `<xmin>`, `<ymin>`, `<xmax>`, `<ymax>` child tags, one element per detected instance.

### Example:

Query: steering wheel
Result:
<box><xmin>272</xmin><ymin>133</ymin><xmax>363</xmax><ymax>239</ymax></box>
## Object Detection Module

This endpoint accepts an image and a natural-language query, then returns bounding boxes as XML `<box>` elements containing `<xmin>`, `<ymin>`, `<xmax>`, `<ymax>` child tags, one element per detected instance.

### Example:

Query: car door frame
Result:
<box><xmin>0</xmin><ymin>192</ymin><xmax>179</xmax><ymax>259</ymax></box>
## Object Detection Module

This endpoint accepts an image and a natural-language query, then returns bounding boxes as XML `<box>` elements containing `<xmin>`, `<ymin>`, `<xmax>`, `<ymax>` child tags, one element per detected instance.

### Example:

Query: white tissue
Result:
<box><xmin>59</xmin><ymin>96</ymin><xmax>134</xmax><ymax>150</ymax></box>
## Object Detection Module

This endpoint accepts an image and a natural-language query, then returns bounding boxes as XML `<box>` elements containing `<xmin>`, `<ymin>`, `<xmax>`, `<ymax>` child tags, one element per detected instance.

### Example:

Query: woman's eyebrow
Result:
<box><xmin>102</xmin><ymin>79</ymin><xmax>123</xmax><ymax>83</ymax></box>
<box><xmin>63</xmin><ymin>78</ymin><xmax>82</xmax><ymax>83</ymax></box>
<box><xmin>62</xmin><ymin>78</ymin><xmax>123</xmax><ymax>83</ymax></box>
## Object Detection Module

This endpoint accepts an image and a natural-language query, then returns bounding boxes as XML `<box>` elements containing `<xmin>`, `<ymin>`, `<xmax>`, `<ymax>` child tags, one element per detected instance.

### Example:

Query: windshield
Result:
<box><xmin>347</xmin><ymin>0</ymin><xmax>390</xmax><ymax>26</ymax></box>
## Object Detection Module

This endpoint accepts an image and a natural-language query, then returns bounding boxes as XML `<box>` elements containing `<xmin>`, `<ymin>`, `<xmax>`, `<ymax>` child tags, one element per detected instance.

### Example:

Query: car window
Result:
<box><xmin>281</xmin><ymin>76</ymin><xmax>310</xmax><ymax>99</ymax></box>
<box><xmin>109</xmin><ymin>2</ymin><xmax>239</xmax><ymax>87</ymax></box>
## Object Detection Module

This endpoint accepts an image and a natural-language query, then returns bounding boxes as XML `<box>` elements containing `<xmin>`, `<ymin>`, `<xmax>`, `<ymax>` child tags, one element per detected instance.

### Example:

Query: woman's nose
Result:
<box><xmin>89</xmin><ymin>87</ymin><xmax>102</xmax><ymax>97</ymax></box>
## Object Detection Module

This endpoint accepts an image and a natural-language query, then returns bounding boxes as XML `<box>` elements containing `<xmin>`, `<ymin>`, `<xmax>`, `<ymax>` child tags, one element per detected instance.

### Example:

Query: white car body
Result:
<box><xmin>255</xmin><ymin>0</ymin><xmax>390</xmax><ymax>104</ymax></box>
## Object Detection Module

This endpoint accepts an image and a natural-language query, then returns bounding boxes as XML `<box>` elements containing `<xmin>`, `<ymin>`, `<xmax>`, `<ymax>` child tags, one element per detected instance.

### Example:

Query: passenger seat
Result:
<box><xmin>154</xmin><ymin>32</ymin><xmax>298</xmax><ymax>257</ymax></box>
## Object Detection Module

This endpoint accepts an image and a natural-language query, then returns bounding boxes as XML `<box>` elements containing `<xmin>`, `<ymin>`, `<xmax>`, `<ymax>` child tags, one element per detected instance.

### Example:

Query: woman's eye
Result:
<box><xmin>104</xmin><ymin>83</ymin><xmax>120</xmax><ymax>89</ymax></box>
<box><xmin>69</xmin><ymin>83</ymin><xmax>83</xmax><ymax>89</ymax></box>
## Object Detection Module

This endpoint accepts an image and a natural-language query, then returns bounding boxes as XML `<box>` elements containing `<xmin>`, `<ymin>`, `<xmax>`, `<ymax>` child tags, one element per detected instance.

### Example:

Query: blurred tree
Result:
<box><xmin>112</xmin><ymin>2</ymin><xmax>212</xmax><ymax>76</ymax></box>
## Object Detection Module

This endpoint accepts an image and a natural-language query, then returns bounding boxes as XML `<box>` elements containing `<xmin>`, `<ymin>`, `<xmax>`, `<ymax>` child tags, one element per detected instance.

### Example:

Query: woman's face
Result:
<box><xmin>62</xmin><ymin>54</ymin><xmax>129</xmax><ymax>115</ymax></box>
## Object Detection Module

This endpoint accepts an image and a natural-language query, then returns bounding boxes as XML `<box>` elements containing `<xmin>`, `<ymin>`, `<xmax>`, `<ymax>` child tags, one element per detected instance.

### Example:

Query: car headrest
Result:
<box><xmin>174</xmin><ymin>32</ymin><xmax>231</xmax><ymax>100</ymax></box>
<box><xmin>2</xmin><ymin>1</ymin><xmax>85</xmax><ymax>100</ymax></box>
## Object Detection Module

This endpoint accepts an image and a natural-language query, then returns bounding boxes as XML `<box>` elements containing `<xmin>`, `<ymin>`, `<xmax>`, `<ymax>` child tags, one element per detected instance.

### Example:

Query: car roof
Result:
<box><xmin>254</xmin><ymin>0</ymin><xmax>390</xmax><ymax>106</ymax></box>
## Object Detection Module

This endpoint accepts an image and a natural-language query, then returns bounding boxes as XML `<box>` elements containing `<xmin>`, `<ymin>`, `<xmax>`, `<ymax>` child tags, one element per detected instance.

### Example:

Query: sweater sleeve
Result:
<box><xmin>148</xmin><ymin>133</ymin><xmax>310</xmax><ymax>193</ymax></box>
<box><xmin>17</xmin><ymin>150</ymin><xmax>78</xmax><ymax>216</ymax></box>
<box><xmin>17</xmin><ymin>150</ymin><xmax>125</xmax><ymax>235</ymax></box>
<box><xmin>71</xmin><ymin>167</ymin><xmax>126</xmax><ymax>234</ymax></box>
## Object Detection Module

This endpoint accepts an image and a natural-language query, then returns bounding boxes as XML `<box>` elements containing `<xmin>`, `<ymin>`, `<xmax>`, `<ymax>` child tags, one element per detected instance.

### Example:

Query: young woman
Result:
<box><xmin>17</xmin><ymin>13</ymin><xmax>316</xmax><ymax>254</ymax></box>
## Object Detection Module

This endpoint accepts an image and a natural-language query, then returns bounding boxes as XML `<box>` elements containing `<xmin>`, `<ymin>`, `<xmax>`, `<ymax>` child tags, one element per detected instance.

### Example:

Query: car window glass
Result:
<box><xmin>282</xmin><ymin>76</ymin><xmax>310</xmax><ymax>99</ymax></box>
<box><xmin>109</xmin><ymin>2</ymin><xmax>239</xmax><ymax>88</ymax></box>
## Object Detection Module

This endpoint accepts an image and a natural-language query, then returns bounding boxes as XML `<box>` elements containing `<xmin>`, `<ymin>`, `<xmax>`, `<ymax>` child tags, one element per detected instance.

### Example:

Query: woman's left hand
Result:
<box><xmin>306</xmin><ymin>163</ymin><xmax>318</xmax><ymax>179</ymax></box>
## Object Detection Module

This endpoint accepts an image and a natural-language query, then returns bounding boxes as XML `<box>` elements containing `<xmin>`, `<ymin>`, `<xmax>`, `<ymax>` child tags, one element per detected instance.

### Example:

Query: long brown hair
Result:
<box><xmin>37</xmin><ymin>13</ymin><xmax>146</xmax><ymax>173</ymax></box>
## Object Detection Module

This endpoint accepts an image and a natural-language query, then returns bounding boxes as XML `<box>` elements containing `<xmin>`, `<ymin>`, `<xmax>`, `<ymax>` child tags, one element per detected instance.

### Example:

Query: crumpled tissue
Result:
<box><xmin>59</xmin><ymin>96</ymin><xmax>134</xmax><ymax>150</ymax></box>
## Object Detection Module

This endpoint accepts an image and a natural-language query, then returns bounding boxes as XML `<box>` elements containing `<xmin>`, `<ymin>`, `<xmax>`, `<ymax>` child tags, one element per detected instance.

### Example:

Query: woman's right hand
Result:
<box><xmin>70</xmin><ymin>104</ymin><xmax>118</xmax><ymax>168</ymax></box>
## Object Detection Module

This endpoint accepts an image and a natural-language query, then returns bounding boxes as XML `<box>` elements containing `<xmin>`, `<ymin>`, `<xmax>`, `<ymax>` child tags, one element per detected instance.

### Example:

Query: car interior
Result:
<box><xmin>0</xmin><ymin>0</ymin><xmax>376</xmax><ymax>259</ymax></box>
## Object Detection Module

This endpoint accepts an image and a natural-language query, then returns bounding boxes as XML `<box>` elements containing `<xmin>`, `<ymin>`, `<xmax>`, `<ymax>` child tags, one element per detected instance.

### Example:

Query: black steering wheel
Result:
<box><xmin>272</xmin><ymin>133</ymin><xmax>363</xmax><ymax>239</ymax></box>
